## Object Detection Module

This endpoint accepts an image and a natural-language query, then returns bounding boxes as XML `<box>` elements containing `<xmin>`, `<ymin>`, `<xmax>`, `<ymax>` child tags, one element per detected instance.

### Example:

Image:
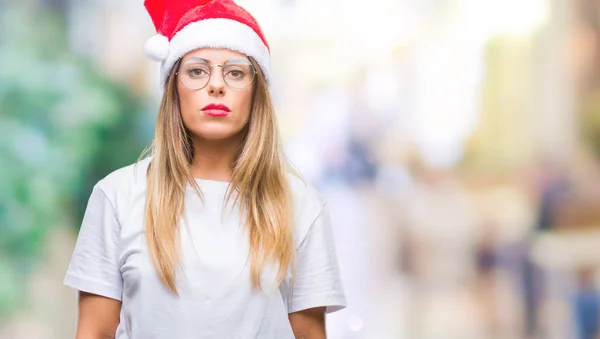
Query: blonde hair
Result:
<box><xmin>140</xmin><ymin>57</ymin><xmax>295</xmax><ymax>295</ymax></box>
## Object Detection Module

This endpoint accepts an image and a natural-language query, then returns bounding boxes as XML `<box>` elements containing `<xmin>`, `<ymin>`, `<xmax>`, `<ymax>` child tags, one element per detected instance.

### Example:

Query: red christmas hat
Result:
<box><xmin>144</xmin><ymin>0</ymin><xmax>271</xmax><ymax>86</ymax></box>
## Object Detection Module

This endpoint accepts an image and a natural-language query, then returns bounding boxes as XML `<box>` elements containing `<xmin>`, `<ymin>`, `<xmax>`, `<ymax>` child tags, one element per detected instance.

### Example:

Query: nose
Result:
<box><xmin>207</xmin><ymin>68</ymin><xmax>226</xmax><ymax>96</ymax></box>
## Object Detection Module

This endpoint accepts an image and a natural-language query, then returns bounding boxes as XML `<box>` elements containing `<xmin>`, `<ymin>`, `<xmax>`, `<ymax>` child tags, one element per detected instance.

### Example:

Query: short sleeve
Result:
<box><xmin>63</xmin><ymin>185</ymin><xmax>123</xmax><ymax>301</ymax></box>
<box><xmin>287</xmin><ymin>204</ymin><xmax>347</xmax><ymax>314</ymax></box>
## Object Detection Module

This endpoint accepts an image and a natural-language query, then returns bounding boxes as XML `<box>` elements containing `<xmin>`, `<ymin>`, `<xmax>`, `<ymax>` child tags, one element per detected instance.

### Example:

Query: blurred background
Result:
<box><xmin>2</xmin><ymin>0</ymin><xmax>600</xmax><ymax>338</ymax></box>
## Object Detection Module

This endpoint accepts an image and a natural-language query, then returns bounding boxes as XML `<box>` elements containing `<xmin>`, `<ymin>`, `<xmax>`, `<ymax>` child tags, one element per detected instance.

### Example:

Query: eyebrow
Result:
<box><xmin>183</xmin><ymin>57</ymin><xmax>209</xmax><ymax>64</ymax></box>
<box><xmin>182</xmin><ymin>57</ymin><xmax>251</xmax><ymax>64</ymax></box>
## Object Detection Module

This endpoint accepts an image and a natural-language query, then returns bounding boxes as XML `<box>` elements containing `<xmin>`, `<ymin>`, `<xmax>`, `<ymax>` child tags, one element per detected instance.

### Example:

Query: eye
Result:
<box><xmin>187</xmin><ymin>68</ymin><xmax>208</xmax><ymax>77</ymax></box>
<box><xmin>227</xmin><ymin>70</ymin><xmax>245</xmax><ymax>79</ymax></box>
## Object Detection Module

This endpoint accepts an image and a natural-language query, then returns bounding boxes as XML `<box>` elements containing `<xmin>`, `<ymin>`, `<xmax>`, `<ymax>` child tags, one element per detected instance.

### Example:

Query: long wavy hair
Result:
<box><xmin>139</xmin><ymin>57</ymin><xmax>296</xmax><ymax>295</ymax></box>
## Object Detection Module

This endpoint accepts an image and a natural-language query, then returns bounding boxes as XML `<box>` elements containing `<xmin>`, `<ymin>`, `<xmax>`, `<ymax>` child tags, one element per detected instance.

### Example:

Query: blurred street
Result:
<box><xmin>3</xmin><ymin>0</ymin><xmax>600</xmax><ymax>338</ymax></box>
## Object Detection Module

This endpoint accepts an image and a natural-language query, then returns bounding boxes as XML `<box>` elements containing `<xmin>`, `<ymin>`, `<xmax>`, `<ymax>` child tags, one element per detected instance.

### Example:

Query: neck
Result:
<box><xmin>190</xmin><ymin>134</ymin><xmax>243</xmax><ymax>182</ymax></box>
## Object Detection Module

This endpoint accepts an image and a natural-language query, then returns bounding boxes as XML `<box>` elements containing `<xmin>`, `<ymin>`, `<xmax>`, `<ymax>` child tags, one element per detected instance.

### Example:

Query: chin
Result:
<box><xmin>191</xmin><ymin>126</ymin><xmax>244</xmax><ymax>141</ymax></box>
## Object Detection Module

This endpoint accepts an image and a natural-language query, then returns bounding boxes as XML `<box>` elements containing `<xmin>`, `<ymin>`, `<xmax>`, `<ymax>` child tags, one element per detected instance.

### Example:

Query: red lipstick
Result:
<box><xmin>202</xmin><ymin>103</ymin><xmax>231</xmax><ymax>117</ymax></box>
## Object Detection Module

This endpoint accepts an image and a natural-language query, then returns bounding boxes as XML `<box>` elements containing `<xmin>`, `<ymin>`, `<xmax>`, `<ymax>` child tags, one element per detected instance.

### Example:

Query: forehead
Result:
<box><xmin>181</xmin><ymin>48</ymin><xmax>248</xmax><ymax>64</ymax></box>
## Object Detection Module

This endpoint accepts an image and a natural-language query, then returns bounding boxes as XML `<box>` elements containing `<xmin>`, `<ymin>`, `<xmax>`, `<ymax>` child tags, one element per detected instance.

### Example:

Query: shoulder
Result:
<box><xmin>285</xmin><ymin>171</ymin><xmax>327</xmax><ymax>247</ymax></box>
<box><xmin>286</xmin><ymin>171</ymin><xmax>326</xmax><ymax>210</ymax></box>
<box><xmin>94</xmin><ymin>156</ymin><xmax>151</xmax><ymax>209</ymax></box>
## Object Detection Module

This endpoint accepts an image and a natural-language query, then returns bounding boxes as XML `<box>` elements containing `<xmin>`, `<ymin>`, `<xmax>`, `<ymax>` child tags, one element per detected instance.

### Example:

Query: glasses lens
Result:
<box><xmin>179</xmin><ymin>62</ymin><xmax>210</xmax><ymax>90</ymax></box>
<box><xmin>222</xmin><ymin>58</ymin><xmax>255</xmax><ymax>89</ymax></box>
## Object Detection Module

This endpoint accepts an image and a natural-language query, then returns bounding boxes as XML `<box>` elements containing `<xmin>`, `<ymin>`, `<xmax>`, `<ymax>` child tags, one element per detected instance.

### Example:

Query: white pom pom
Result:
<box><xmin>144</xmin><ymin>34</ymin><xmax>169</xmax><ymax>62</ymax></box>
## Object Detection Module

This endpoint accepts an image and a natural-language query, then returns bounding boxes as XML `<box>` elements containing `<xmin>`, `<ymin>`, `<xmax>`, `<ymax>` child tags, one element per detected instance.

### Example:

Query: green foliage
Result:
<box><xmin>0</xmin><ymin>5</ymin><xmax>153</xmax><ymax>318</ymax></box>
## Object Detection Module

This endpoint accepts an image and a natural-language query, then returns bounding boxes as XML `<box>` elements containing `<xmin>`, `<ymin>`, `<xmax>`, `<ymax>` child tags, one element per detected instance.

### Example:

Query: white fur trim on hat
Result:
<box><xmin>160</xmin><ymin>18</ymin><xmax>270</xmax><ymax>86</ymax></box>
<box><xmin>144</xmin><ymin>34</ymin><xmax>170</xmax><ymax>62</ymax></box>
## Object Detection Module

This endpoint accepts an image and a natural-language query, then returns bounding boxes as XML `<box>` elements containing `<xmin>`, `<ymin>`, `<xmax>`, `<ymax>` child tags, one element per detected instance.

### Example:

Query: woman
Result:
<box><xmin>63</xmin><ymin>0</ymin><xmax>347</xmax><ymax>338</ymax></box>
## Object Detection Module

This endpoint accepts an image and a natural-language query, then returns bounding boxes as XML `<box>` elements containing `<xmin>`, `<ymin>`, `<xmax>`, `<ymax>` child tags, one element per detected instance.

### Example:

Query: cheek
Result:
<box><xmin>177</xmin><ymin>84</ymin><xmax>198</xmax><ymax>124</ymax></box>
<box><xmin>237</xmin><ymin>90</ymin><xmax>254</xmax><ymax>123</ymax></box>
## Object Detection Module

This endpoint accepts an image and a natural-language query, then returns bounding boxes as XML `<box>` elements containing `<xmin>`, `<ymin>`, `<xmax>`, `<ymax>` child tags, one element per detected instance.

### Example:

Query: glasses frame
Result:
<box><xmin>175</xmin><ymin>57</ymin><xmax>257</xmax><ymax>91</ymax></box>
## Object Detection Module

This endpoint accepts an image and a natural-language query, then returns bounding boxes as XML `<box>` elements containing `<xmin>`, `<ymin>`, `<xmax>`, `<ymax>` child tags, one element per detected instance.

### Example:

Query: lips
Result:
<box><xmin>202</xmin><ymin>103</ymin><xmax>231</xmax><ymax>116</ymax></box>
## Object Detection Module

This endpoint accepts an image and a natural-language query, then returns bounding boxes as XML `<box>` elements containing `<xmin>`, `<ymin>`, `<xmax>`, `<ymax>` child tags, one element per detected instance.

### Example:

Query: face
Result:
<box><xmin>176</xmin><ymin>48</ymin><xmax>255</xmax><ymax>142</ymax></box>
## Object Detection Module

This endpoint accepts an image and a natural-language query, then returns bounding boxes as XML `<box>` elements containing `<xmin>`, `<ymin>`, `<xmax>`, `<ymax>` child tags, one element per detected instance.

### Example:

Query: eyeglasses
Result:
<box><xmin>176</xmin><ymin>57</ymin><xmax>256</xmax><ymax>90</ymax></box>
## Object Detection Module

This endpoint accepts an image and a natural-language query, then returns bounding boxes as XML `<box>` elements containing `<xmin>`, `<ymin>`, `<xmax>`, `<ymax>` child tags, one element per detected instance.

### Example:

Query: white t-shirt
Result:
<box><xmin>64</xmin><ymin>157</ymin><xmax>346</xmax><ymax>339</ymax></box>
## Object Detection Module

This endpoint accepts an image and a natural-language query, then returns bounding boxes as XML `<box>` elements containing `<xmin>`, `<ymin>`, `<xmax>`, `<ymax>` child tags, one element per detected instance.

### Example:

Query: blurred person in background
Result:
<box><xmin>522</xmin><ymin>159</ymin><xmax>571</xmax><ymax>338</ymax></box>
<box><xmin>62</xmin><ymin>1</ymin><xmax>346</xmax><ymax>338</ymax></box>
<box><xmin>473</xmin><ymin>222</ymin><xmax>501</xmax><ymax>337</ymax></box>
<box><xmin>572</xmin><ymin>267</ymin><xmax>600</xmax><ymax>339</ymax></box>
